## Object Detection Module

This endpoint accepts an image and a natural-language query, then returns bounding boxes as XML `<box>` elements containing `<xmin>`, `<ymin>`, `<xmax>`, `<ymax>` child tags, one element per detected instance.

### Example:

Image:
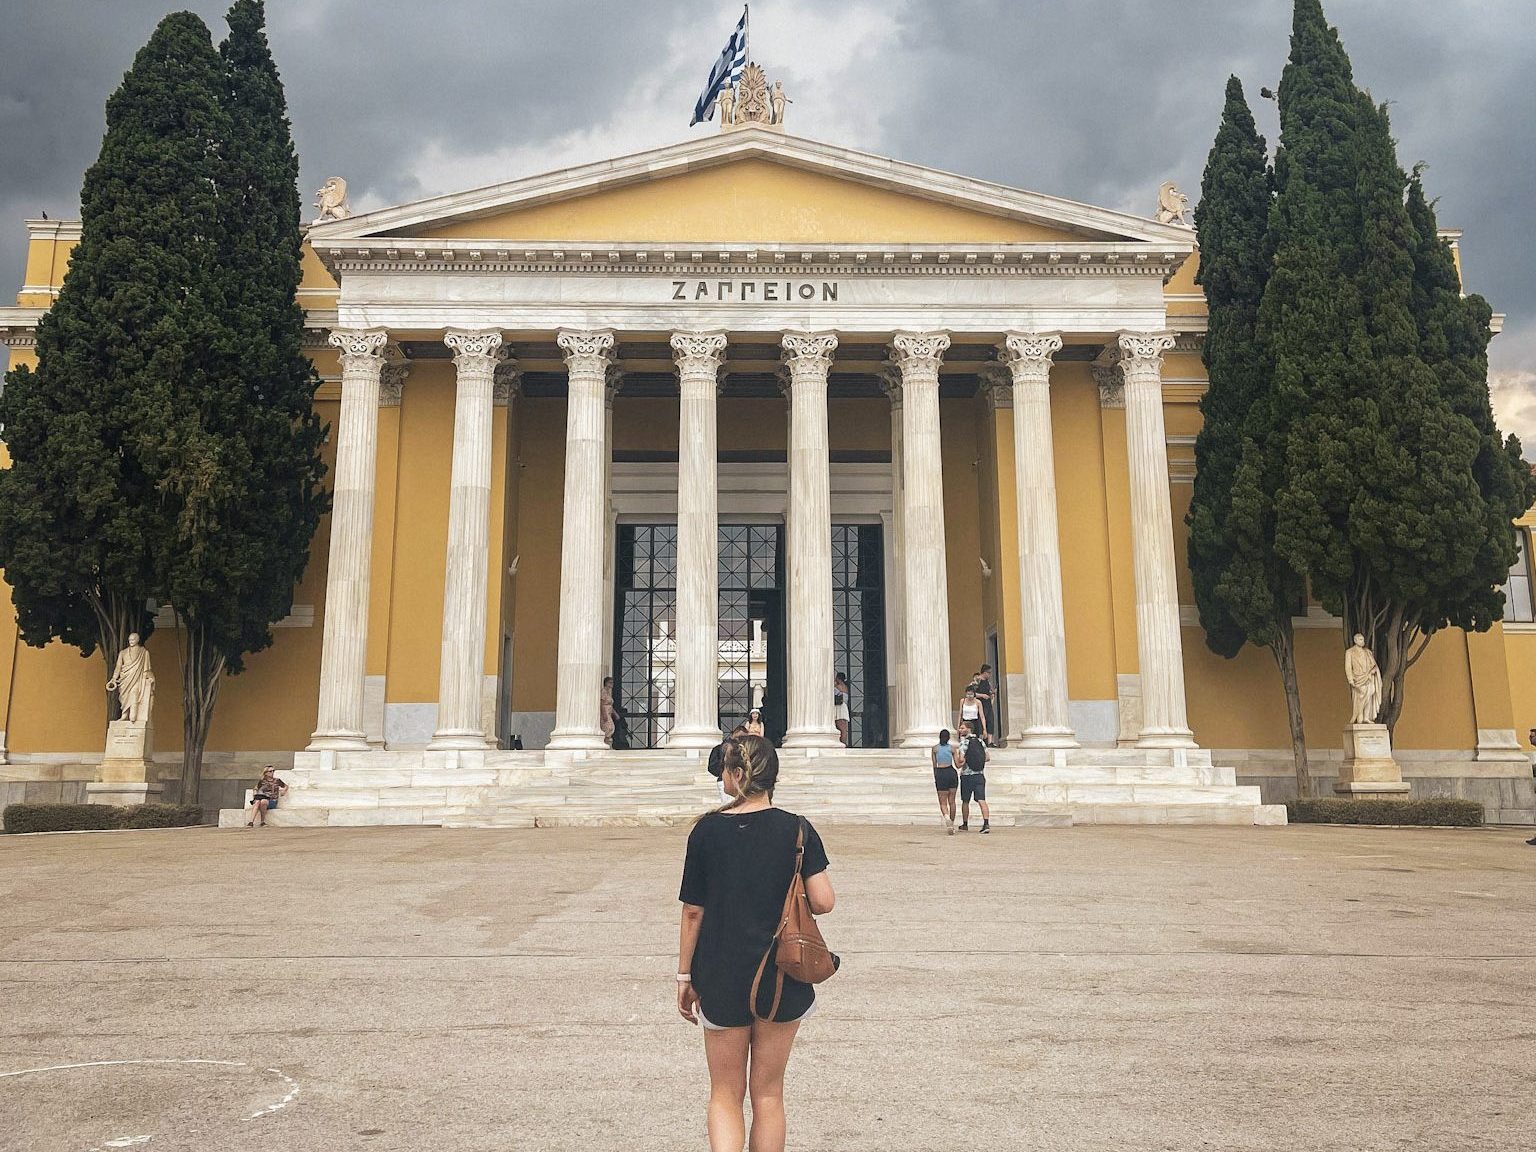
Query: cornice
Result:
<box><xmin>315</xmin><ymin>239</ymin><xmax>1190</xmax><ymax>282</ymax></box>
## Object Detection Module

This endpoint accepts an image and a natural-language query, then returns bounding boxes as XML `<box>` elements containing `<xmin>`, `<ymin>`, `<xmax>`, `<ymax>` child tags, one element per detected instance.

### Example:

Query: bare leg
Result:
<box><xmin>703</xmin><ymin>1025</ymin><xmax>751</xmax><ymax>1152</ymax></box>
<box><xmin>836</xmin><ymin>719</ymin><xmax>849</xmax><ymax>746</ymax></box>
<box><xmin>979</xmin><ymin>799</ymin><xmax>991</xmax><ymax>823</ymax></box>
<box><xmin>935</xmin><ymin>791</ymin><xmax>950</xmax><ymax>818</ymax></box>
<box><xmin>255</xmin><ymin>799</ymin><xmax>268</xmax><ymax>826</ymax></box>
<box><xmin>747</xmin><ymin>1018</ymin><xmax>802</xmax><ymax>1152</ymax></box>
<box><xmin>945</xmin><ymin>790</ymin><xmax>957</xmax><ymax>823</ymax></box>
<box><xmin>961</xmin><ymin>798</ymin><xmax>971</xmax><ymax>826</ymax></box>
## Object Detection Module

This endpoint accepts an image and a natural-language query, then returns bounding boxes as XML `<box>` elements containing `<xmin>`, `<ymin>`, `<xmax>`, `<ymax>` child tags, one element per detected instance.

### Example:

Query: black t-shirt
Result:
<box><xmin>679</xmin><ymin>807</ymin><xmax>829</xmax><ymax>1028</ymax></box>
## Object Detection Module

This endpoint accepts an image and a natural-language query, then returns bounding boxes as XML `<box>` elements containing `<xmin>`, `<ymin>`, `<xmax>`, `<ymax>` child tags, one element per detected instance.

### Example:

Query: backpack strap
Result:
<box><xmin>750</xmin><ymin>818</ymin><xmax>807</xmax><ymax>1023</ymax></box>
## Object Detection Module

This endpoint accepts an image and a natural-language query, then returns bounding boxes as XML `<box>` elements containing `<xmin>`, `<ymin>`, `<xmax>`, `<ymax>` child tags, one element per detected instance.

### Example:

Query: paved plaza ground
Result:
<box><xmin>0</xmin><ymin>821</ymin><xmax>1531</xmax><ymax>1151</ymax></box>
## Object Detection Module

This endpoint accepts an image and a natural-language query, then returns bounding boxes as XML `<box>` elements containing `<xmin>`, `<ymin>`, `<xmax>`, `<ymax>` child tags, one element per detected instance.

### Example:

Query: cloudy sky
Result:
<box><xmin>3</xmin><ymin>0</ymin><xmax>1532</xmax><ymax>442</ymax></box>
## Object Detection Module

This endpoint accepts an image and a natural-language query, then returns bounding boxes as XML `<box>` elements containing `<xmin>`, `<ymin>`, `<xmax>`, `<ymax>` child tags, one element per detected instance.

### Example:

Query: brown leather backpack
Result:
<box><xmin>750</xmin><ymin>818</ymin><xmax>839</xmax><ymax>1022</ymax></box>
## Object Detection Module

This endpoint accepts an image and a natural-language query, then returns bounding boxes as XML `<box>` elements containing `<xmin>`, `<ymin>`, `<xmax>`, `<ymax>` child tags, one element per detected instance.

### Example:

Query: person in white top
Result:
<box><xmin>833</xmin><ymin>672</ymin><xmax>851</xmax><ymax>746</ymax></box>
<box><xmin>957</xmin><ymin>687</ymin><xmax>989</xmax><ymax>744</ymax></box>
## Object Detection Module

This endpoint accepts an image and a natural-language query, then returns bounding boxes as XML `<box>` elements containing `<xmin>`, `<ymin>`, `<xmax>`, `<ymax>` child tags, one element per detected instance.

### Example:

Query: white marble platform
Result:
<box><xmin>217</xmin><ymin>746</ymin><xmax>1285</xmax><ymax>828</ymax></box>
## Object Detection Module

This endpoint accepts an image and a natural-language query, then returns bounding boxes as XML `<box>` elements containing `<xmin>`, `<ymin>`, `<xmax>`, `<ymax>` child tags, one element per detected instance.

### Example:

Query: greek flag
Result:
<box><xmin>690</xmin><ymin>7</ymin><xmax>749</xmax><ymax>126</ymax></box>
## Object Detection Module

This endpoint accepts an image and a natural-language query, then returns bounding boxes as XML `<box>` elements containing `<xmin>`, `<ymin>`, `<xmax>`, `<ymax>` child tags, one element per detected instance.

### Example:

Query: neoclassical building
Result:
<box><xmin>2</xmin><ymin>122</ymin><xmax>1532</xmax><ymax>825</ymax></box>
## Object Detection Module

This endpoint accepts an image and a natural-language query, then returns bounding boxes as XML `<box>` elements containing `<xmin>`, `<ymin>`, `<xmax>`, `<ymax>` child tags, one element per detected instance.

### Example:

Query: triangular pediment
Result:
<box><xmin>311</xmin><ymin>129</ymin><xmax>1193</xmax><ymax>249</ymax></box>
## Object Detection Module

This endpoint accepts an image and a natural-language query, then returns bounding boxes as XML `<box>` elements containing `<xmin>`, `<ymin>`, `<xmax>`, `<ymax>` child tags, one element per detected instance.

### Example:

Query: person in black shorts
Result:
<box><xmin>677</xmin><ymin>734</ymin><xmax>836</xmax><ymax>1152</ymax></box>
<box><xmin>931</xmin><ymin>728</ymin><xmax>959</xmax><ymax>834</ymax></box>
<box><xmin>956</xmin><ymin>722</ymin><xmax>991</xmax><ymax>833</ymax></box>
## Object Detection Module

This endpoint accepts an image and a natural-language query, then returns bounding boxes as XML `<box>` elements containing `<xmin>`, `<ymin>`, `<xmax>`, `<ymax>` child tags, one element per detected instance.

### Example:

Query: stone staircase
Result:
<box><xmin>217</xmin><ymin>746</ymin><xmax>1286</xmax><ymax>828</ymax></box>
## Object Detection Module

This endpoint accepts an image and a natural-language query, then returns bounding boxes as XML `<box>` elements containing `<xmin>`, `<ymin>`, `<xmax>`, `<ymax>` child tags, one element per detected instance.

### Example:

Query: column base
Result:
<box><xmin>427</xmin><ymin>730</ymin><xmax>493</xmax><ymax>751</ymax></box>
<box><xmin>666</xmin><ymin>726</ymin><xmax>723</xmax><ymax>750</ymax></box>
<box><xmin>307</xmin><ymin>731</ymin><xmax>371</xmax><ymax>752</ymax></box>
<box><xmin>1012</xmin><ymin>727</ymin><xmax>1080</xmax><ymax>750</ymax></box>
<box><xmin>900</xmin><ymin>726</ymin><xmax>942</xmax><ymax>749</ymax></box>
<box><xmin>781</xmin><ymin>727</ymin><xmax>844</xmax><ymax>750</ymax></box>
<box><xmin>546</xmin><ymin>728</ymin><xmax>608</xmax><ymax>751</ymax></box>
<box><xmin>1135</xmin><ymin>728</ymin><xmax>1197</xmax><ymax>749</ymax></box>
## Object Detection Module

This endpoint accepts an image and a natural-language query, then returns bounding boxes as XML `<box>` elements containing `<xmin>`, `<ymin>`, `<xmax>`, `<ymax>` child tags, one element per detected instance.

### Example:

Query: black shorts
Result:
<box><xmin>960</xmin><ymin>774</ymin><xmax>986</xmax><ymax>803</ymax></box>
<box><xmin>933</xmin><ymin>767</ymin><xmax>958</xmax><ymax>792</ymax></box>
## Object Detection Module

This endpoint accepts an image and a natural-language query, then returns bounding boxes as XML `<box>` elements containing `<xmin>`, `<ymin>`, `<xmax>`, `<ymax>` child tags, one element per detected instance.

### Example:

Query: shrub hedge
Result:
<box><xmin>3</xmin><ymin>803</ymin><xmax>206</xmax><ymax>834</ymax></box>
<box><xmin>1285</xmin><ymin>798</ymin><xmax>1484</xmax><ymax>827</ymax></box>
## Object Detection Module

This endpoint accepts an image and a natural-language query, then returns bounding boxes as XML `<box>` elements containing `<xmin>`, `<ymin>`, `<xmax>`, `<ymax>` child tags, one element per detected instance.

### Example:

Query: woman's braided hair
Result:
<box><xmin>699</xmin><ymin>733</ymin><xmax>779</xmax><ymax>821</ymax></box>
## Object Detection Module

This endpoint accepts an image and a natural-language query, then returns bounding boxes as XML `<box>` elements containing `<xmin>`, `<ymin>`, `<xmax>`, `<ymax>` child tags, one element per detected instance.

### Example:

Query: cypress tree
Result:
<box><xmin>162</xmin><ymin>0</ymin><xmax>328</xmax><ymax>803</ymax></box>
<box><xmin>1265</xmin><ymin>0</ymin><xmax>1531</xmax><ymax>733</ymax></box>
<box><xmin>0</xmin><ymin>13</ymin><xmax>233</xmax><ymax>712</ymax></box>
<box><xmin>1187</xmin><ymin>77</ymin><xmax>1313</xmax><ymax>796</ymax></box>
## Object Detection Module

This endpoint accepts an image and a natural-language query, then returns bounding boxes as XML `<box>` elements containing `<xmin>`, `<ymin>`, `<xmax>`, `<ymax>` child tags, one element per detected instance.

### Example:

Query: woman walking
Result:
<box><xmin>931</xmin><ymin>728</ymin><xmax>959</xmax><ymax>835</ymax></box>
<box><xmin>677</xmin><ymin>734</ymin><xmax>836</xmax><ymax>1152</ymax></box>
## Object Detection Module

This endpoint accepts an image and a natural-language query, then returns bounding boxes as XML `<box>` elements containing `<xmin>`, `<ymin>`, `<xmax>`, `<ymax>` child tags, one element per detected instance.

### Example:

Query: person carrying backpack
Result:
<box><xmin>956</xmin><ymin>722</ymin><xmax>991</xmax><ymax>833</ymax></box>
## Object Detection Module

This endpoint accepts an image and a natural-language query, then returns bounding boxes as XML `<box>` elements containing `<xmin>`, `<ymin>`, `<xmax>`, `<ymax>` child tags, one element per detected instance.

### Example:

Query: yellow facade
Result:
<box><xmin>1</xmin><ymin>138</ymin><xmax>1531</xmax><ymax>822</ymax></box>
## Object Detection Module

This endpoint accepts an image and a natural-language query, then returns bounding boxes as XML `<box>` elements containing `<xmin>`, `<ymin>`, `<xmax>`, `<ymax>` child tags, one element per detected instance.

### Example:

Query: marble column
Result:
<box><xmin>881</xmin><ymin>374</ymin><xmax>908</xmax><ymax>746</ymax></box>
<box><xmin>890</xmin><ymin>332</ymin><xmax>953</xmax><ymax>748</ymax></box>
<box><xmin>666</xmin><ymin>332</ymin><xmax>728</xmax><ymax>749</ymax></box>
<box><xmin>1119</xmin><ymin>331</ymin><xmax>1195</xmax><ymax>748</ymax></box>
<box><xmin>781</xmin><ymin>332</ymin><xmax>842</xmax><ymax>748</ymax></box>
<box><xmin>548</xmin><ymin>330</ymin><xmax>617</xmax><ymax>749</ymax></box>
<box><xmin>430</xmin><ymin>329</ymin><xmax>505</xmax><ymax>749</ymax></box>
<box><xmin>309</xmin><ymin>328</ymin><xmax>389</xmax><ymax>751</ymax></box>
<box><xmin>1000</xmin><ymin>333</ymin><xmax>1078</xmax><ymax>747</ymax></box>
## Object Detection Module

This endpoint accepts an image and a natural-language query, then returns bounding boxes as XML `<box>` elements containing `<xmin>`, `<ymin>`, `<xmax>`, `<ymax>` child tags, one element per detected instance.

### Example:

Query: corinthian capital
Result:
<box><xmin>379</xmin><ymin>359</ymin><xmax>410</xmax><ymax>407</ymax></box>
<box><xmin>557</xmin><ymin>329</ymin><xmax>616</xmax><ymax>367</ymax></box>
<box><xmin>1116</xmin><ymin>331</ymin><xmax>1176</xmax><ymax>376</ymax></box>
<box><xmin>1000</xmin><ymin>332</ymin><xmax>1063</xmax><ymax>387</ymax></box>
<box><xmin>890</xmin><ymin>331</ymin><xmax>951</xmax><ymax>372</ymax></box>
<box><xmin>670</xmin><ymin>331</ymin><xmax>728</xmax><ymax>372</ymax></box>
<box><xmin>780</xmin><ymin>331</ymin><xmax>838</xmax><ymax>376</ymax></box>
<box><xmin>444</xmin><ymin>328</ymin><xmax>506</xmax><ymax>366</ymax></box>
<box><xmin>328</xmin><ymin>328</ymin><xmax>389</xmax><ymax>367</ymax></box>
<box><xmin>492</xmin><ymin>358</ymin><xmax>521</xmax><ymax>407</ymax></box>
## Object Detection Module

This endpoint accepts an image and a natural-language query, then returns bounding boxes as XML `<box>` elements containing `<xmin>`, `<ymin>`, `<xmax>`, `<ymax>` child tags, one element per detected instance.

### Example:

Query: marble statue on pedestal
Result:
<box><xmin>106</xmin><ymin>633</ymin><xmax>155</xmax><ymax>724</ymax></box>
<box><xmin>1345</xmin><ymin>633</ymin><xmax>1381</xmax><ymax>725</ymax></box>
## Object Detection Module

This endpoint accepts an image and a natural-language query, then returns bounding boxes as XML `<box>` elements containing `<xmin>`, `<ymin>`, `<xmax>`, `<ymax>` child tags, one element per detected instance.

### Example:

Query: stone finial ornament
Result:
<box><xmin>720</xmin><ymin>62</ymin><xmax>786</xmax><ymax>132</ymax></box>
<box><xmin>314</xmin><ymin>176</ymin><xmax>351</xmax><ymax>222</ymax></box>
<box><xmin>1156</xmin><ymin>181</ymin><xmax>1191</xmax><ymax>227</ymax></box>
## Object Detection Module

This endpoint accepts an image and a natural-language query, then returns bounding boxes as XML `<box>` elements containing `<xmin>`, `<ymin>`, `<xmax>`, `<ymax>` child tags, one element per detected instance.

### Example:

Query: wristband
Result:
<box><xmin>676</xmin><ymin>974</ymin><xmax>692</xmax><ymax>983</ymax></box>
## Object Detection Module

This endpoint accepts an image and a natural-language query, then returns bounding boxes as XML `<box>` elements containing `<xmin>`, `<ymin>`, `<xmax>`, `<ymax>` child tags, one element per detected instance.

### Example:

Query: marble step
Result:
<box><xmin>218</xmin><ymin>801</ymin><xmax>1286</xmax><ymax>829</ymax></box>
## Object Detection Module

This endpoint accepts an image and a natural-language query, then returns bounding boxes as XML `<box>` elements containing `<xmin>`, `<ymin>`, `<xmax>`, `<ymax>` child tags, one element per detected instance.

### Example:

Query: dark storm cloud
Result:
<box><xmin>2</xmin><ymin>1</ymin><xmax>1531</xmax><ymax>415</ymax></box>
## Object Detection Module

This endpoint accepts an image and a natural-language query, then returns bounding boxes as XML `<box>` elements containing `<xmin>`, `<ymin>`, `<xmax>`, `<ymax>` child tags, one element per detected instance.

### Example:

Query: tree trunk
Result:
<box><xmin>1269</xmin><ymin>619</ymin><xmax>1310</xmax><ymax>798</ymax></box>
<box><xmin>176</xmin><ymin>613</ymin><xmax>225</xmax><ymax>809</ymax></box>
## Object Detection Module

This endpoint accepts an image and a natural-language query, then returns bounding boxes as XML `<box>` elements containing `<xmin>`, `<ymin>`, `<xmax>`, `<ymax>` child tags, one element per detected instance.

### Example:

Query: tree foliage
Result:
<box><xmin>1187</xmin><ymin>76</ymin><xmax>1313</xmax><ymax>795</ymax></box>
<box><xmin>166</xmin><ymin>0</ymin><xmax>328</xmax><ymax>802</ymax></box>
<box><xmin>1262</xmin><ymin>0</ymin><xmax>1532</xmax><ymax>732</ymax></box>
<box><xmin>0</xmin><ymin>6</ymin><xmax>328</xmax><ymax>801</ymax></box>
<box><xmin>0</xmin><ymin>12</ymin><xmax>236</xmax><ymax>704</ymax></box>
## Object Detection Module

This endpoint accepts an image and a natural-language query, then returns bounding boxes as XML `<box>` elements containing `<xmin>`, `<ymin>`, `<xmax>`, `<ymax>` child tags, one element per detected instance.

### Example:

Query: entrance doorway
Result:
<box><xmin>612</xmin><ymin>521</ymin><xmax>885</xmax><ymax>749</ymax></box>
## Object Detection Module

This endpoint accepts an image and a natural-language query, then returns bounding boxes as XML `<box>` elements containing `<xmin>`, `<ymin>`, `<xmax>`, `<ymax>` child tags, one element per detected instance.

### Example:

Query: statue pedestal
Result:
<box><xmin>91</xmin><ymin>719</ymin><xmax>161</xmax><ymax>805</ymax></box>
<box><xmin>1337</xmin><ymin>723</ymin><xmax>1411</xmax><ymax>797</ymax></box>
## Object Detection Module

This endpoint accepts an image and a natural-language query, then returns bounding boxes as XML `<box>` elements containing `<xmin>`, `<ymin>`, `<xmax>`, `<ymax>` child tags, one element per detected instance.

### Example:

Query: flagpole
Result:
<box><xmin>743</xmin><ymin>3</ymin><xmax>750</xmax><ymax>62</ymax></box>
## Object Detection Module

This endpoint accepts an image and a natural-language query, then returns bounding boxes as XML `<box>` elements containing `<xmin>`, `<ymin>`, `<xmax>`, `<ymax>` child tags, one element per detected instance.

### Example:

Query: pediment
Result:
<box><xmin>312</xmin><ymin>129</ymin><xmax>1193</xmax><ymax>249</ymax></box>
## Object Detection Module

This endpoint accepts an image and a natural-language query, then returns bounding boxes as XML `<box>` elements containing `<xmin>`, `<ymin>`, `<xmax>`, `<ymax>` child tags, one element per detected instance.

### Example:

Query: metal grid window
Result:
<box><xmin>832</xmin><ymin>524</ymin><xmax>888</xmax><ymax>747</ymax></box>
<box><xmin>1503</xmin><ymin>529</ymin><xmax>1534</xmax><ymax>624</ymax></box>
<box><xmin>614</xmin><ymin>525</ymin><xmax>678</xmax><ymax>748</ymax></box>
<box><xmin>717</xmin><ymin>524</ymin><xmax>782</xmax><ymax>733</ymax></box>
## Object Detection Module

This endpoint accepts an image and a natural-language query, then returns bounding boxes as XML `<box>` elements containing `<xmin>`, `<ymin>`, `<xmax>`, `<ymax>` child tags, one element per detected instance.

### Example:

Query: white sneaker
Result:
<box><xmin>947</xmin><ymin>818</ymin><xmax>956</xmax><ymax>835</ymax></box>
